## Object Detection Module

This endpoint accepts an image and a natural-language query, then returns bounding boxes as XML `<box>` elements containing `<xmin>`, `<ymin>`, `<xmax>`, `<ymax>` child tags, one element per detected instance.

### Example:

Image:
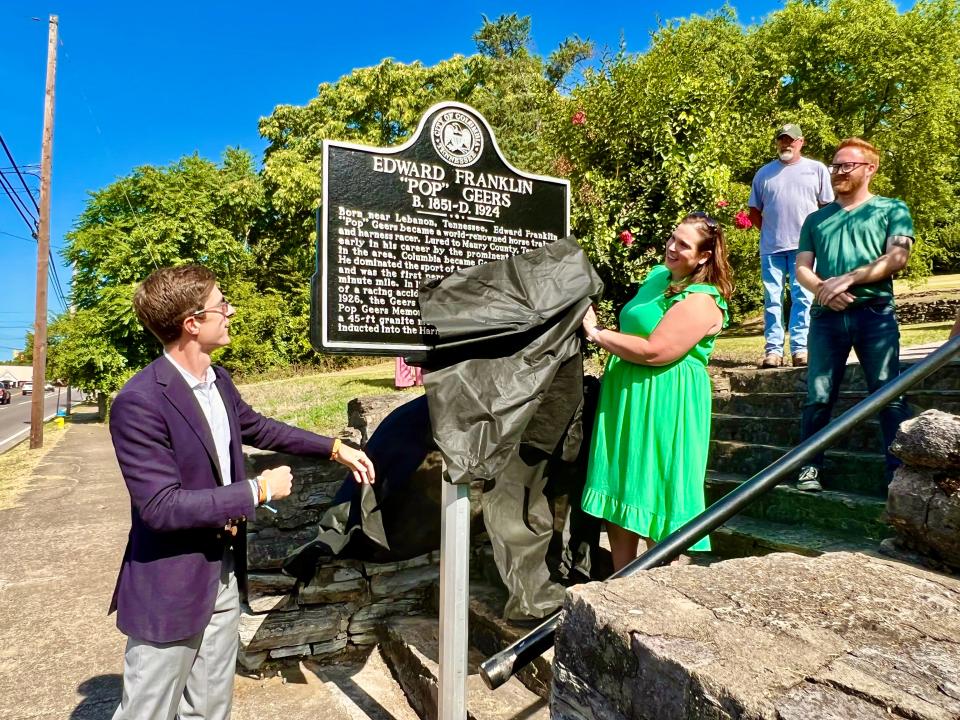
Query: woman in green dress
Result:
<box><xmin>581</xmin><ymin>212</ymin><xmax>734</xmax><ymax>571</ymax></box>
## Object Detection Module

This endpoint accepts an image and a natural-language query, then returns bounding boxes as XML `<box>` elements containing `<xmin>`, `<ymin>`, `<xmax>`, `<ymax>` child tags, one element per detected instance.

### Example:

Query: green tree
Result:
<box><xmin>473</xmin><ymin>13</ymin><xmax>531</xmax><ymax>59</ymax></box>
<box><xmin>51</xmin><ymin>150</ymin><xmax>265</xmax><ymax>394</ymax></box>
<box><xmin>546</xmin><ymin>0</ymin><xmax>960</xmax><ymax>321</ymax></box>
<box><xmin>751</xmin><ymin>0</ymin><xmax>960</xmax><ymax>276</ymax></box>
<box><xmin>548</xmin><ymin>9</ymin><xmax>766</xmax><ymax>319</ymax></box>
<box><xmin>255</xmin><ymin>14</ymin><xmax>592</xmax><ymax>299</ymax></box>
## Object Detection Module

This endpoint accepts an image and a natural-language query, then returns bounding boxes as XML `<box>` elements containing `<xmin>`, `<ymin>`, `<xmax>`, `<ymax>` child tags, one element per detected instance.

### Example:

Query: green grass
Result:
<box><xmin>236</xmin><ymin>361</ymin><xmax>422</xmax><ymax>435</ymax></box>
<box><xmin>234</xmin><ymin>277</ymin><xmax>960</xmax><ymax>428</ymax></box>
<box><xmin>713</xmin><ymin>320</ymin><xmax>954</xmax><ymax>367</ymax></box>
<box><xmin>234</xmin><ymin>322</ymin><xmax>955</xmax><ymax>430</ymax></box>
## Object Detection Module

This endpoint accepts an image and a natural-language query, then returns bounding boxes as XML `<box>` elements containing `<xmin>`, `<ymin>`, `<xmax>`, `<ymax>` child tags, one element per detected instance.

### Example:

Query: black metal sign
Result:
<box><xmin>312</xmin><ymin>102</ymin><xmax>569</xmax><ymax>354</ymax></box>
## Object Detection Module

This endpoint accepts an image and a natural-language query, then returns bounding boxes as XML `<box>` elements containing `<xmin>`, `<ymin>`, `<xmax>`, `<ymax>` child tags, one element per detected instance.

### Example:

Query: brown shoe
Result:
<box><xmin>792</xmin><ymin>352</ymin><xmax>808</xmax><ymax>367</ymax></box>
<box><xmin>759</xmin><ymin>353</ymin><xmax>782</xmax><ymax>369</ymax></box>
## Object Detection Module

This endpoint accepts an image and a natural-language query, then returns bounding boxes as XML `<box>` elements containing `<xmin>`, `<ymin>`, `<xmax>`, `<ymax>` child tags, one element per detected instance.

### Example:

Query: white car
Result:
<box><xmin>22</xmin><ymin>381</ymin><xmax>33</xmax><ymax>395</ymax></box>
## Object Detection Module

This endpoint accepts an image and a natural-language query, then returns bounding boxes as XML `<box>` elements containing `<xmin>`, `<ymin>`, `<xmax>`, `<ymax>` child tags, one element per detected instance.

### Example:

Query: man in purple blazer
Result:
<box><xmin>109</xmin><ymin>264</ymin><xmax>375</xmax><ymax>720</ymax></box>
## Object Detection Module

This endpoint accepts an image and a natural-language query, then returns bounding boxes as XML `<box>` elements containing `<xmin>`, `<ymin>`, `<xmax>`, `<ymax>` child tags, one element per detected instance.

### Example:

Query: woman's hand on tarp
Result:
<box><xmin>581</xmin><ymin>305</ymin><xmax>598</xmax><ymax>335</ymax></box>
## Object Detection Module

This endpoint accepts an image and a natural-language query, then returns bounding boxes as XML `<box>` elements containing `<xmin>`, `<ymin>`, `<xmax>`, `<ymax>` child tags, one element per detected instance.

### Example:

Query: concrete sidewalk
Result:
<box><xmin>0</xmin><ymin>415</ymin><xmax>412</xmax><ymax>720</ymax></box>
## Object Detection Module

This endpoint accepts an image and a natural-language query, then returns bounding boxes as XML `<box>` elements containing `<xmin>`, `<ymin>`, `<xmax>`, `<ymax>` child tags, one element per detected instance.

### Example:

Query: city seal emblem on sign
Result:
<box><xmin>430</xmin><ymin>109</ymin><xmax>483</xmax><ymax>167</ymax></box>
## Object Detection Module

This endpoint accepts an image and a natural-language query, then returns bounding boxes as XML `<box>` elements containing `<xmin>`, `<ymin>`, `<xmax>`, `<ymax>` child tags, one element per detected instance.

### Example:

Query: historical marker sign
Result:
<box><xmin>313</xmin><ymin>101</ymin><xmax>570</xmax><ymax>354</ymax></box>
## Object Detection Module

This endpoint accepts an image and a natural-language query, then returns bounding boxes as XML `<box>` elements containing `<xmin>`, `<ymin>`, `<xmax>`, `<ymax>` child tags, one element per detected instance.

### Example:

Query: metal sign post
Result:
<box><xmin>438</xmin><ymin>468</ymin><xmax>470</xmax><ymax>719</ymax></box>
<box><xmin>314</xmin><ymin>102</ymin><xmax>570</xmax><ymax>717</ymax></box>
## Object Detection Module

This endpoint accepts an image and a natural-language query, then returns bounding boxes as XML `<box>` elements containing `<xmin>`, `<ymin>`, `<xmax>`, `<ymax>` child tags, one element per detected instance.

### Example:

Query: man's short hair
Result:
<box><xmin>133</xmin><ymin>264</ymin><xmax>217</xmax><ymax>345</ymax></box>
<box><xmin>836</xmin><ymin>137</ymin><xmax>880</xmax><ymax>168</ymax></box>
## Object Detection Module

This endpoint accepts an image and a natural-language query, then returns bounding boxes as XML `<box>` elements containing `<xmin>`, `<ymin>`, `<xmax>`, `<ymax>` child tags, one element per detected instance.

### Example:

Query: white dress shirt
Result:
<box><xmin>164</xmin><ymin>353</ymin><xmax>258</xmax><ymax>504</ymax></box>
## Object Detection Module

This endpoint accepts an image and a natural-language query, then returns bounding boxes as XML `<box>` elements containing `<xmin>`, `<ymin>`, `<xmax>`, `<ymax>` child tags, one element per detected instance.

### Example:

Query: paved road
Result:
<box><xmin>0</xmin><ymin>389</ymin><xmax>78</xmax><ymax>453</ymax></box>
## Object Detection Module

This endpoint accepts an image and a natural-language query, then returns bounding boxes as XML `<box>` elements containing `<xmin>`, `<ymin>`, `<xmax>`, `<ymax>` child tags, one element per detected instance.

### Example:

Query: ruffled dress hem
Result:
<box><xmin>581</xmin><ymin>487</ymin><xmax>712</xmax><ymax>552</ymax></box>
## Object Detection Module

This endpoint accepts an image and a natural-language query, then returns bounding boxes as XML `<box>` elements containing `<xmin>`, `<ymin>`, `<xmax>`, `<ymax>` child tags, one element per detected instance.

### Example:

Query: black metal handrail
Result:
<box><xmin>480</xmin><ymin>334</ymin><xmax>960</xmax><ymax>690</ymax></box>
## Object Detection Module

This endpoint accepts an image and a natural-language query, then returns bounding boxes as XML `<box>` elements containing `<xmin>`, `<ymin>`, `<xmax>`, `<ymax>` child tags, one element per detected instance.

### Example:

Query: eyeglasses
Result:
<box><xmin>828</xmin><ymin>161</ymin><xmax>870</xmax><ymax>175</ymax></box>
<box><xmin>191</xmin><ymin>299</ymin><xmax>234</xmax><ymax>318</ymax></box>
<box><xmin>690</xmin><ymin>211</ymin><xmax>719</xmax><ymax>232</ymax></box>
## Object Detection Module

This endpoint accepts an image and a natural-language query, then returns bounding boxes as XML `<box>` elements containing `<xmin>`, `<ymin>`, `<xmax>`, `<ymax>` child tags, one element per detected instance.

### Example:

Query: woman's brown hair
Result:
<box><xmin>665</xmin><ymin>212</ymin><xmax>734</xmax><ymax>302</ymax></box>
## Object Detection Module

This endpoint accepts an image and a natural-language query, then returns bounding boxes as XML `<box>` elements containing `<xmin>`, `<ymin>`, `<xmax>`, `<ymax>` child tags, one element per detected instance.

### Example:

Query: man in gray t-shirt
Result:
<box><xmin>749</xmin><ymin>123</ymin><xmax>833</xmax><ymax>368</ymax></box>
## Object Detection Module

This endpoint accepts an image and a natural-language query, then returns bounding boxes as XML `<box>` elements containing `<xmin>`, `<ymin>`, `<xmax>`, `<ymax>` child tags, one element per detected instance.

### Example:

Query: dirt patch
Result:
<box><xmin>0</xmin><ymin>421</ymin><xmax>70</xmax><ymax>510</ymax></box>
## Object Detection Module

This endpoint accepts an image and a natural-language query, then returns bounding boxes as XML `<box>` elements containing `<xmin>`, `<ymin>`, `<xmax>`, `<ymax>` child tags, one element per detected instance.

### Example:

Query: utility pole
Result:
<box><xmin>30</xmin><ymin>14</ymin><xmax>58</xmax><ymax>449</ymax></box>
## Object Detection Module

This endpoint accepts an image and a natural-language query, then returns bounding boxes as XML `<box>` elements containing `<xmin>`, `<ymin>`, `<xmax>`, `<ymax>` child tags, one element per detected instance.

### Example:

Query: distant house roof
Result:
<box><xmin>0</xmin><ymin>366</ymin><xmax>36</xmax><ymax>383</ymax></box>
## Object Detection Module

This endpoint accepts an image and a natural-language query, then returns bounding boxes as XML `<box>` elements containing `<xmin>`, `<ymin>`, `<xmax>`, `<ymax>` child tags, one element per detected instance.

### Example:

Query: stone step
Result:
<box><xmin>710</xmin><ymin>515</ymin><xmax>881</xmax><ymax>559</ymax></box>
<box><xmin>712</xmin><ymin>413</ymin><xmax>882</xmax><ymax>453</ymax></box>
<box><xmin>720</xmin><ymin>360</ymin><xmax>960</xmax><ymax>395</ymax></box>
<box><xmin>708</xmin><ymin>439</ymin><xmax>888</xmax><ymax>496</ymax></box>
<box><xmin>380</xmin><ymin>615</ymin><xmax>549</xmax><ymax>720</ymax></box>
<box><xmin>713</xmin><ymin>389</ymin><xmax>960</xmax><ymax>417</ymax></box>
<box><xmin>705</xmin><ymin>471</ymin><xmax>892</xmax><ymax>541</ymax></box>
<box><xmin>305</xmin><ymin>646</ymin><xmax>421</xmax><ymax>720</ymax></box>
<box><xmin>552</xmin><ymin>552</ymin><xmax>960</xmax><ymax>720</ymax></box>
<box><xmin>467</xmin><ymin>583</ymin><xmax>554</xmax><ymax>700</ymax></box>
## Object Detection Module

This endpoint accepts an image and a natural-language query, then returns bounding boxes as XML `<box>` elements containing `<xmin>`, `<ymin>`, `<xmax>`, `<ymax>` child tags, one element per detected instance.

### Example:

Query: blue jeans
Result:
<box><xmin>761</xmin><ymin>251</ymin><xmax>812</xmax><ymax>356</ymax></box>
<box><xmin>799</xmin><ymin>299</ymin><xmax>911</xmax><ymax>475</ymax></box>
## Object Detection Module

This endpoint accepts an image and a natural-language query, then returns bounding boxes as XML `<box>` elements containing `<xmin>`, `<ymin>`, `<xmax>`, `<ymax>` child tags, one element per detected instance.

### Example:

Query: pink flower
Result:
<box><xmin>571</xmin><ymin>110</ymin><xmax>586</xmax><ymax>126</ymax></box>
<box><xmin>716</xmin><ymin>199</ymin><xmax>729</xmax><ymax>208</ymax></box>
<box><xmin>734</xmin><ymin>210</ymin><xmax>753</xmax><ymax>230</ymax></box>
<box><xmin>618</xmin><ymin>229</ymin><xmax>634</xmax><ymax>246</ymax></box>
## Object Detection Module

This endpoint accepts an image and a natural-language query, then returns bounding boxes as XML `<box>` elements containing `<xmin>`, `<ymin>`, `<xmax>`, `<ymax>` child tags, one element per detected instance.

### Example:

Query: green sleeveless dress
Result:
<box><xmin>582</xmin><ymin>265</ymin><xmax>728</xmax><ymax>551</ymax></box>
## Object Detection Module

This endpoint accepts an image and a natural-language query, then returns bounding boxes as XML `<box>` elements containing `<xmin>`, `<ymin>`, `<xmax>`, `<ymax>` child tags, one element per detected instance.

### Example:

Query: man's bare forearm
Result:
<box><xmin>847</xmin><ymin>244</ymin><xmax>910</xmax><ymax>287</ymax></box>
<box><xmin>795</xmin><ymin>263</ymin><xmax>822</xmax><ymax>295</ymax></box>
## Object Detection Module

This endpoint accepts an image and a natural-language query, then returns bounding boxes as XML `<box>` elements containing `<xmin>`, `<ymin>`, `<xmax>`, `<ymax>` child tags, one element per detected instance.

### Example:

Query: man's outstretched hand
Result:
<box><xmin>334</xmin><ymin>444</ymin><xmax>376</xmax><ymax>485</ymax></box>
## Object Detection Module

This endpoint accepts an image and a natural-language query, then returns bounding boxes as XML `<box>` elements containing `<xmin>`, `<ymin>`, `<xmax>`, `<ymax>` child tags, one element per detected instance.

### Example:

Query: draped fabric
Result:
<box><xmin>285</xmin><ymin>237</ymin><xmax>606</xmax><ymax>617</ymax></box>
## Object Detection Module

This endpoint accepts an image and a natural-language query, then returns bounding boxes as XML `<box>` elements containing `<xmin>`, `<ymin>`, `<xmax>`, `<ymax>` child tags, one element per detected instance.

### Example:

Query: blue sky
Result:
<box><xmin>0</xmin><ymin>0</ymin><xmax>786</xmax><ymax>360</ymax></box>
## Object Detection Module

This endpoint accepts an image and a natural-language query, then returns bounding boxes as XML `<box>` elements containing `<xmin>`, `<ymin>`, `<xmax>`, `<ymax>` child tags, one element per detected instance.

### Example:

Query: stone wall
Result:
<box><xmin>238</xmin><ymin>393</ymin><xmax>442</xmax><ymax>669</ymax></box>
<box><xmin>886</xmin><ymin>409</ymin><xmax>960</xmax><ymax>569</ymax></box>
<box><xmin>897</xmin><ymin>295</ymin><xmax>960</xmax><ymax>325</ymax></box>
<box><xmin>552</xmin><ymin>552</ymin><xmax>960</xmax><ymax>720</ymax></box>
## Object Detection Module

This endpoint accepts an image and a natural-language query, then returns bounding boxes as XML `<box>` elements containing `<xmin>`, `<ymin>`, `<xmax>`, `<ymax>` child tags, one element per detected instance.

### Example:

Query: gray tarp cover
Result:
<box><xmin>419</xmin><ymin>235</ymin><xmax>603</xmax><ymax>486</ymax></box>
<box><xmin>284</xmin><ymin>237</ymin><xmax>604</xmax><ymax>616</ymax></box>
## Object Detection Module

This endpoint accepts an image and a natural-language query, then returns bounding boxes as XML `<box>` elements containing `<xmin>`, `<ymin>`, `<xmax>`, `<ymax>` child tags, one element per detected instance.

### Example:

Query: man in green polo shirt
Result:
<box><xmin>794</xmin><ymin>137</ymin><xmax>913</xmax><ymax>492</ymax></box>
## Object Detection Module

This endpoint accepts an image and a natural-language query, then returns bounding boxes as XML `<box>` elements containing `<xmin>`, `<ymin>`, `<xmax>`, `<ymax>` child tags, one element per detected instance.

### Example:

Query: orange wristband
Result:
<box><xmin>330</xmin><ymin>438</ymin><xmax>342</xmax><ymax>460</ymax></box>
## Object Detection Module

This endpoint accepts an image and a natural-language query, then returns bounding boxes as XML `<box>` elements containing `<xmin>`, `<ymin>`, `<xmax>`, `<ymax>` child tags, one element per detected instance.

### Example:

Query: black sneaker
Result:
<box><xmin>796</xmin><ymin>466</ymin><xmax>822</xmax><ymax>492</ymax></box>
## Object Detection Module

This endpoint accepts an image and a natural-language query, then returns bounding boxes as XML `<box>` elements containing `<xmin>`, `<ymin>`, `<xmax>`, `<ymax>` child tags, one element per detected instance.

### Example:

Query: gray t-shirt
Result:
<box><xmin>749</xmin><ymin>156</ymin><xmax>834</xmax><ymax>255</ymax></box>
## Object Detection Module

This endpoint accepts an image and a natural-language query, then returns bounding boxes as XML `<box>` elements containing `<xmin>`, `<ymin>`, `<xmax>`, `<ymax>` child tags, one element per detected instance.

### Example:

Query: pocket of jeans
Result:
<box><xmin>865</xmin><ymin>302</ymin><xmax>895</xmax><ymax>316</ymax></box>
<box><xmin>810</xmin><ymin>305</ymin><xmax>826</xmax><ymax>319</ymax></box>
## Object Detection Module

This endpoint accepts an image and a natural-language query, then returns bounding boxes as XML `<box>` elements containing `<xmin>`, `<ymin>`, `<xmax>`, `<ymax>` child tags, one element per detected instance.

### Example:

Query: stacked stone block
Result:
<box><xmin>237</xmin><ymin>393</ymin><xmax>439</xmax><ymax>668</ymax></box>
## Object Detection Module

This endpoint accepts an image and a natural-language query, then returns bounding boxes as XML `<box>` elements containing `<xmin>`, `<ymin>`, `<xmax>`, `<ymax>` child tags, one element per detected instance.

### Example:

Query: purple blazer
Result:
<box><xmin>108</xmin><ymin>356</ymin><xmax>334</xmax><ymax>643</ymax></box>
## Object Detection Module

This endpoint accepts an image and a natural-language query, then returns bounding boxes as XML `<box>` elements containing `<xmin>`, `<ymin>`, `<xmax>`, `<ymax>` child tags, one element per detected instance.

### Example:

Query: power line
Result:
<box><xmin>0</xmin><ymin>170</ymin><xmax>38</xmax><ymax>233</ymax></box>
<box><xmin>0</xmin><ymin>133</ymin><xmax>40</xmax><ymax>213</ymax></box>
<box><xmin>0</xmin><ymin>176</ymin><xmax>41</xmax><ymax>197</ymax></box>
<box><xmin>0</xmin><ymin>229</ymin><xmax>37</xmax><ymax>243</ymax></box>
<box><xmin>0</xmin><ymin>229</ymin><xmax>69</xmax><ymax>309</ymax></box>
<box><xmin>48</xmin><ymin>255</ymin><xmax>68</xmax><ymax>310</ymax></box>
